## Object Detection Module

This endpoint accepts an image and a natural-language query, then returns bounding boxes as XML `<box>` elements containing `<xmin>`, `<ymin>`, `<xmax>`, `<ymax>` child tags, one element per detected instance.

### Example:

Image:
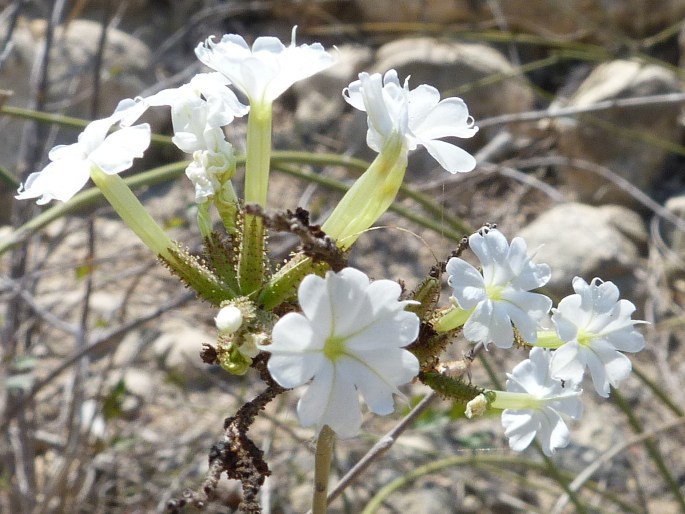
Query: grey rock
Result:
<box><xmin>152</xmin><ymin>322</ymin><xmax>214</xmax><ymax>387</ymax></box>
<box><xmin>351</xmin><ymin>1</ymin><xmax>685</xmax><ymax>43</ymax></box>
<box><xmin>373</xmin><ymin>38</ymin><xmax>534</xmax><ymax>129</ymax></box>
<box><xmin>551</xmin><ymin>60</ymin><xmax>682</xmax><ymax>206</ymax></box>
<box><xmin>389</xmin><ymin>486</ymin><xmax>458</xmax><ymax>514</ymax></box>
<box><xmin>518</xmin><ymin>202</ymin><xmax>647</xmax><ymax>298</ymax></box>
<box><xmin>498</xmin><ymin>0</ymin><xmax>685</xmax><ymax>41</ymax></box>
<box><xmin>294</xmin><ymin>44</ymin><xmax>373</xmax><ymax>134</ymax></box>
<box><xmin>350</xmin><ymin>0</ymin><xmax>476</xmax><ymax>24</ymax></box>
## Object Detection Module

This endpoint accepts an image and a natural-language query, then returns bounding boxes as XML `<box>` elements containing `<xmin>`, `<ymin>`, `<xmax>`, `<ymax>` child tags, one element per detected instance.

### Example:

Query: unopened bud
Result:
<box><xmin>215</xmin><ymin>305</ymin><xmax>243</xmax><ymax>334</ymax></box>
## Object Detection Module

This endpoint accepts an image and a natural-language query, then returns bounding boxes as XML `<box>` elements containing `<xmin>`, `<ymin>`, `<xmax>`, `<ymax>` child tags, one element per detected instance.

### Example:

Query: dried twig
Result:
<box><xmin>477</xmin><ymin>92</ymin><xmax>685</xmax><ymax>129</ymax></box>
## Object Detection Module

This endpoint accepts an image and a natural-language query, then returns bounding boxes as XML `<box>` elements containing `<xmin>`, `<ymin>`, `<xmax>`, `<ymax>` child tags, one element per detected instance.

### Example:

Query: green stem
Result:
<box><xmin>244</xmin><ymin>102</ymin><xmax>273</xmax><ymax>206</ymax></box>
<box><xmin>432</xmin><ymin>305</ymin><xmax>473</xmax><ymax>333</ymax></box>
<box><xmin>321</xmin><ymin>136</ymin><xmax>407</xmax><ymax>249</ymax></box>
<box><xmin>489</xmin><ymin>390</ymin><xmax>540</xmax><ymax>410</ymax></box>
<box><xmin>312</xmin><ymin>425</ymin><xmax>335</xmax><ymax>514</ymax></box>
<box><xmin>215</xmin><ymin>180</ymin><xmax>239</xmax><ymax>234</ymax></box>
<box><xmin>533</xmin><ymin>330</ymin><xmax>564</xmax><ymax>349</ymax></box>
<box><xmin>238</xmin><ymin>214</ymin><xmax>265</xmax><ymax>296</ymax></box>
<box><xmin>238</xmin><ymin>102</ymin><xmax>273</xmax><ymax>295</ymax></box>
<box><xmin>89</xmin><ymin>167</ymin><xmax>175</xmax><ymax>260</ymax></box>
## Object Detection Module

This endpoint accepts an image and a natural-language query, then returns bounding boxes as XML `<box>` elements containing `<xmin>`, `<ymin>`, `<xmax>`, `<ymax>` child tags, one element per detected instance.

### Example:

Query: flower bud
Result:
<box><xmin>215</xmin><ymin>305</ymin><xmax>243</xmax><ymax>334</ymax></box>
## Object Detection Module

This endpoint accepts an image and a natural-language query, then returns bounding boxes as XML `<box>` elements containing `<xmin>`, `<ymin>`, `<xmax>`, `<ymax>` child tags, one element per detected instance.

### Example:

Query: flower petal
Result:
<box><xmin>298</xmin><ymin>363</ymin><xmax>362</xmax><ymax>438</ymax></box>
<box><xmin>89</xmin><ymin>124</ymin><xmax>151</xmax><ymax>174</ymax></box>
<box><xmin>585</xmin><ymin>339</ymin><xmax>632</xmax><ymax>397</ymax></box>
<box><xmin>446</xmin><ymin>257</ymin><xmax>486</xmax><ymax>309</ymax></box>
<box><xmin>412</xmin><ymin>96</ymin><xmax>478</xmax><ymax>140</ymax></box>
<box><xmin>549</xmin><ymin>341</ymin><xmax>586</xmax><ymax>385</ymax></box>
<box><xmin>502</xmin><ymin>410</ymin><xmax>538</xmax><ymax>452</ymax></box>
<box><xmin>420</xmin><ymin>137</ymin><xmax>477</xmax><ymax>173</ymax></box>
<box><xmin>337</xmin><ymin>356</ymin><xmax>398</xmax><ymax>415</ymax></box>
<box><xmin>15</xmin><ymin>160</ymin><xmax>91</xmax><ymax>204</ymax></box>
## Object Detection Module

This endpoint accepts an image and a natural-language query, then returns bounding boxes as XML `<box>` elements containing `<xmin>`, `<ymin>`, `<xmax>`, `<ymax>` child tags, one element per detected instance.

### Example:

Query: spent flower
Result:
<box><xmin>117</xmin><ymin>72</ymin><xmax>248</xmax><ymax>131</ymax></box>
<box><xmin>548</xmin><ymin>277</ymin><xmax>646</xmax><ymax>397</ymax></box>
<box><xmin>445</xmin><ymin>229</ymin><xmax>552</xmax><ymax>348</ymax></box>
<box><xmin>259</xmin><ymin>268</ymin><xmax>420</xmax><ymax>438</ymax></box>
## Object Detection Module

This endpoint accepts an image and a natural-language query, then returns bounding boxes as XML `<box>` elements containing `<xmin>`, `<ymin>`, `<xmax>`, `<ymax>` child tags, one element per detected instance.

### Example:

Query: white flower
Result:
<box><xmin>343</xmin><ymin>70</ymin><xmax>478</xmax><ymax>173</ymax></box>
<box><xmin>499</xmin><ymin>347</ymin><xmax>583</xmax><ymax>456</ymax></box>
<box><xmin>16</xmin><ymin>115</ymin><xmax>150</xmax><ymax>205</ymax></box>
<box><xmin>446</xmin><ymin>229</ymin><xmax>552</xmax><ymax>348</ymax></box>
<box><xmin>549</xmin><ymin>277</ymin><xmax>646</xmax><ymax>397</ymax></box>
<box><xmin>194</xmin><ymin>27</ymin><xmax>334</xmax><ymax>105</ymax></box>
<box><xmin>259</xmin><ymin>268</ymin><xmax>420</xmax><ymax>438</ymax></box>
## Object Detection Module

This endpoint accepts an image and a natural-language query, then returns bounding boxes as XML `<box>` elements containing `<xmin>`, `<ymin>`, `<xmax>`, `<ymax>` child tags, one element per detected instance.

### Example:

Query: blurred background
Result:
<box><xmin>2</xmin><ymin>1</ymin><xmax>685</xmax><ymax>513</ymax></box>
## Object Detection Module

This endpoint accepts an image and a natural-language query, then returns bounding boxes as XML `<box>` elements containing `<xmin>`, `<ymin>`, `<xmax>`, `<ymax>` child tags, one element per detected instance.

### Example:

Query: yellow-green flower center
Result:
<box><xmin>323</xmin><ymin>335</ymin><xmax>347</xmax><ymax>361</ymax></box>
<box><xmin>577</xmin><ymin>329</ymin><xmax>593</xmax><ymax>347</ymax></box>
<box><xmin>486</xmin><ymin>284</ymin><xmax>504</xmax><ymax>301</ymax></box>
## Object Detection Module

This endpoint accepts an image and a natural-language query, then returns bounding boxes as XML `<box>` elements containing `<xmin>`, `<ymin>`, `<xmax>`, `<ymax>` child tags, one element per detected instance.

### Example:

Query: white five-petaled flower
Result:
<box><xmin>194</xmin><ymin>26</ymin><xmax>334</xmax><ymax>105</ymax></box>
<box><xmin>259</xmin><ymin>267</ymin><xmax>420</xmax><ymax>438</ymax></box>
<box><xmin>15</xmin><ymin>114</ymin><xmax>150</xmax><ymax>205</ymax></box>
<box><xmin>549</xmin><ymin>277</ymin><xmax>646</xmax><ymax>397</ymax></box>
<box><xmin>446</xmin><ymin>229</ymin><xmax>553</xmax><ymax>348</ymax></box>
<box><xmin>499</xmin><ymin>347</ymin><xmax>583</xmax><ymax>456</ymax></box>
<box><xmin>343</xmin><ymin>70</ymin><xmax>478</xmax><ymax>173</ymax></box>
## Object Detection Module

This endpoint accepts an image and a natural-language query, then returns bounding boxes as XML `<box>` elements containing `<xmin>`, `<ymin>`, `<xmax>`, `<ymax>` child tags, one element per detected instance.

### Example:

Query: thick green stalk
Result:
<box><xmin>89</xmin><ymin>167</ymin><xmax>175</xmax><ymax>261</ymax></box>
<box><xmin>321</xmin><ymin>135</ymin><xmax>406</xmax><ymax>249</ymax></box>
<box><xmin>244</xmin><ymin>102</ymin><xmax>273</xmax><ymax>207</ymax></box>
<box><xmin>432</xmin><ymin>305</ymin><xmax>473</xmax><ymax>333</ymax></box>
<box><xmin>239</xmin><ymin>101</ymin><xmax>273</xmax><ymax>295</ymax></box>
<box><xmin>312</xmin><ymin>425</ymin><xmax>335</xmax><ymax>514</ymax></box>
<box><xmin>534</xmin><ymin>330</ymin><xmax>564</xmax><ymax>349</ymax></box>
<box><xmin>259</xmin><ymin>253</ymin><xmax>307</xmax><ymax>309</ymax></box>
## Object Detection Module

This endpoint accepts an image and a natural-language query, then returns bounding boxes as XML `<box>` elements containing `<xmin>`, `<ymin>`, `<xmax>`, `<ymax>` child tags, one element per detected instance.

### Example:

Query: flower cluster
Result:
<box><xmin>14</xmin><ymin>25</ymin><xmax>647</xmax><ymax>467</ymax></box>
<box><xmin>446</xmin><ymin>229</ymin><xmax>645</xmax><ymax>454</ymax></box>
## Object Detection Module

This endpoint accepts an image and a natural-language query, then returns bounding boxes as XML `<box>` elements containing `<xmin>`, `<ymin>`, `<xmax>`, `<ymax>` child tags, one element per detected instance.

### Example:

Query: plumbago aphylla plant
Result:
<box><xmin>16</xmin><ymin>27</ymin><xmax>647</xmax><ymax>513</ymax></box>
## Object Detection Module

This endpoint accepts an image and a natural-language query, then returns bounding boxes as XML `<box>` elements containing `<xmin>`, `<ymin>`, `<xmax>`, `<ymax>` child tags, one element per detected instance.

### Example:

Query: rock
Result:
<box><xmin>389</xmin><ymin>486</ymin><xmax>456</xmax><ymax>514</ymax></box>
<box><xmin>498</xmin><ymin>1</ymin><xmax>685</xmax><ymax>41</ymax></box>
<box><xmin>294</xmin><ymin>44</ymin><xmax>373</xmax><ymax>134</ymax></box>
<box><xmin>551</xmin><ymin>60</ymin><xmax>682</xmax><ymax>206</ymax></box>
<box><xmin>350</xmin><ymin>0</ymin><xmax>477</xmax><ymax>24</ymax></box>
<box><xmin>152</xmin><ymin>321</ymin><xmax>215</xmax><ymax>387</ymax></box>
<box><xmin>80</xmin><ymin>399</ymin><xmax>107</xmax><ymax>440</ymax></box>
<box><xmin>350</xmin><ymin>1</ymin><xmax>685</xmax><ymax>42</ymax></box>
<box><xmin>116</xmin><ymin>368</ymin><xmax>155</xmax><ymax>400</ymax></box>
<box><xmin>518</xmin><ymin>202</ymin><xmax>647</xmax><ymax>298</ymax></box>
<box><xmin>373</xmin><ymin>38</ymin><xmax>534</xmax><ymax>129</ymax></box>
